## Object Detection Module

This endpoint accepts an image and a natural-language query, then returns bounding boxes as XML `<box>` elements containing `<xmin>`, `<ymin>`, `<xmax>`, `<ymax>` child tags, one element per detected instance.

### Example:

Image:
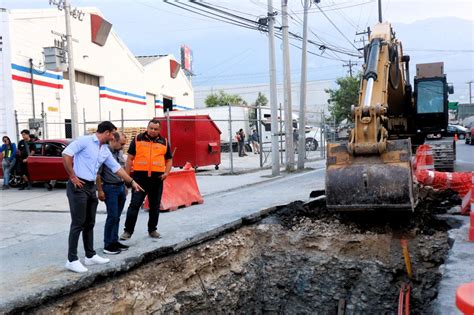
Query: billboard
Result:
<box><xmin>180</xmin><ymin>45</ymin><xmax>193</xmax><ymax>73</ymax></box>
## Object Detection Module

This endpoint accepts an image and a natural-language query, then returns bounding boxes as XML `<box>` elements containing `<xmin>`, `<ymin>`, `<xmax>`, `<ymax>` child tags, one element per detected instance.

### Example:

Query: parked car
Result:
<box><xmin>465</xmin><ymin>127</ymin><xmax>474</xmax><ymax>145</ymax></box>
<box><xmin>447</xmin><ymin>124</ymin><xmax>469</xmax><ymax>139</ymax></box>
<box><xmin>0</xmin><ymin>139</ymin><xmax>71</xmax><ymax>186</ymax></box>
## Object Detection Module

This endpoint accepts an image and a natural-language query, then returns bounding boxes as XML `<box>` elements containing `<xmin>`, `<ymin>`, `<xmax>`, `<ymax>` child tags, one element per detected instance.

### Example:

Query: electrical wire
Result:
<box><xmin>315</xmin><ymin>3</ymin><xmax>360</xmax><ymax>53</ymax></box>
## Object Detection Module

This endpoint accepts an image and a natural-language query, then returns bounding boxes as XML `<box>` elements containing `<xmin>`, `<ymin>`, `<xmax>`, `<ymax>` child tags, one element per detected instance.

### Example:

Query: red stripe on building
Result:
<box><xmin>12</xmin><ymin>75</ymin><xmax>63</xmax><ymax>89</ymax></box>
<box><xmin>99</xmin><ymin>94</ymin><xmax>146</xmax><ymax>105</ymax></box>
<box><xmin>155</xmin><ymin>105</ymin><xmax>164</xmax><ymax>109</ymax></box>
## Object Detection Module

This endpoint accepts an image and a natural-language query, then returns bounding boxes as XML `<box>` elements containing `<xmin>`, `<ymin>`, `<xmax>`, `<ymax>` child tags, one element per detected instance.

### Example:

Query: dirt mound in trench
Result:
<box><xmin>33</xmin><ymin>187</ymin><xmax>455</xmax><ymax>314</ymax></box>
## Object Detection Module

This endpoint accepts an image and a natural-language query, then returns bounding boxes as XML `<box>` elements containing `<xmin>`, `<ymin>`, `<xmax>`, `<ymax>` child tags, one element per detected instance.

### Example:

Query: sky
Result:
<box><xmin>1</xmin><ymin>0</ymin><xmax>473</xmax><ymax>102</ymax></box>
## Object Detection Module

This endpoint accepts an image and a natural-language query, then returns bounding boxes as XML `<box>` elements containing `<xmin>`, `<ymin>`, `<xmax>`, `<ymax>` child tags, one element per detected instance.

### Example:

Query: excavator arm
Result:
<box><xmin>325</xmin><ymin>23</ymin><xmax>415</xmax><ymax>211</ymax></box>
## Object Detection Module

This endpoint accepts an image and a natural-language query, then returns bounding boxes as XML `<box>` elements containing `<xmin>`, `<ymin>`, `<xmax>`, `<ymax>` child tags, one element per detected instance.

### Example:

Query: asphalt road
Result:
<box><xmin>455</xmin><ymin>141</ymin><xmax>474</xmax><ymax>172</ymax></box>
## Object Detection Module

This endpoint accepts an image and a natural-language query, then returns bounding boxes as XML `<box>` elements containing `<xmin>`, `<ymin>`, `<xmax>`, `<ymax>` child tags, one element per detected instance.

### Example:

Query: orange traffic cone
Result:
<box><xmin>455</xmin><ymin>134</ymin><xmax>458</xmax><ymax>141</ymax></box>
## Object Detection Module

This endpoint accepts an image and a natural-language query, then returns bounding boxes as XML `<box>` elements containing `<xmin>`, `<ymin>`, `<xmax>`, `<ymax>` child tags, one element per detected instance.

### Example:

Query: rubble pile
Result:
<box><xmin>34</xmin><ymin>190</ymin><xmax>456</xmax><ymax>314</ymax></box>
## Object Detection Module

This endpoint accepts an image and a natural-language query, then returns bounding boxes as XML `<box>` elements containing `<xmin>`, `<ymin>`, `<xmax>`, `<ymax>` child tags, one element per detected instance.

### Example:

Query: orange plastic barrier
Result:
<box><xmin>416</xmin><ymin>170</ymin><xmax>472</xmax><ymax>197</ymax></box>
<box><xmin>414</xmin><ymin>144</ymin><xmax>434</xmax><ymax>171</ymax></box>
<box><xmin>461</xmin><ymin>175</ymin><xmax>474</xmax><ymax>216</ymax></box>
<box><xmin>456</xmin><ymin>282</ymin><xmax>474</xmax><ymax>314</ymax></box>
<box><xmin>143</xmin><ymin>166</ymin><xmax>203</xmax><ymax>212</ymax></box>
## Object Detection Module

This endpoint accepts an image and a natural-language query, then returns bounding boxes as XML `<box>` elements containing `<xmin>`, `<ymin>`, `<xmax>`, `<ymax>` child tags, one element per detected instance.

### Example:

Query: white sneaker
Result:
<box><xmin>84</xmin><ymin>254</ymin><xmax>110</xmax><ymax>266</ymax></box>
<box><xmin>65</xmin><ymin>260</ymin><xmax>88</xmax><ymax>273</ymax></box>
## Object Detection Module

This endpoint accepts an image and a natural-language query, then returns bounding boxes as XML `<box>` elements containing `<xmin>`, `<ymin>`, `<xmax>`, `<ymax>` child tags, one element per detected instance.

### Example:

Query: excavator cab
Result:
<box><xmin>413</xmin><ymin>63</ymin><xmax>452</xmax><ymax>136</ymax></box>
<box><xmin>325</xmin><ymin>22</ymin><xmax>415</xmax><ymax>211</ymax></box>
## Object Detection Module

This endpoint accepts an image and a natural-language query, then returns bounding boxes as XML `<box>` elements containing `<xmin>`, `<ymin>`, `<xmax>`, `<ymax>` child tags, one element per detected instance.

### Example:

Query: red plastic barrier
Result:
<box><xmin>414</xmin><ymin>144</ymin><xmax>434</xmax><ymax>171</ymax></box>
<box><xmin>416</xmin><ymin>170</ymin><xmax>472</xmax><ymax>197</ymax></box>
<box><xmin>143</xmin><ymin>167</ymin><xmax>203</xmax><ymax>212</ymax></box>
<box><xmin>456</xmin><ymin>282</ymin><xmax>474</xmax><ymax>314</ymax></box>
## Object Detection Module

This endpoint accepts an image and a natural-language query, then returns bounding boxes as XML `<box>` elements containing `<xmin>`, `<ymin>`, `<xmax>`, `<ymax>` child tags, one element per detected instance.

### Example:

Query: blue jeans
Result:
<box><xmin>2</xmin><ymin>158</ymin><xmax>16</xmax><ymax>187</ymax></box>
<box><xmin>103</xmin><ymin>183</ymin><xmax>126</xmax><ymax>247</ymax></box>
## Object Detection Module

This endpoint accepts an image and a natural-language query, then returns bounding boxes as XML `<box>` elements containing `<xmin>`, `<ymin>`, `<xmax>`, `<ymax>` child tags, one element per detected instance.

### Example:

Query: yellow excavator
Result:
<box><xmin>325</xmin><ymin>22</ymin><xmax>454</xmax><ymax>211</ymax></box>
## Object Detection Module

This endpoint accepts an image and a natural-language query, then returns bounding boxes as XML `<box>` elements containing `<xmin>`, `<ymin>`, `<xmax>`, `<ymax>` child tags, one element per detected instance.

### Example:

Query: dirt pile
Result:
<box><xmin>33</xmin><ymin>188</ymin><xmax>455</xmax><ymax>314</ymax></box>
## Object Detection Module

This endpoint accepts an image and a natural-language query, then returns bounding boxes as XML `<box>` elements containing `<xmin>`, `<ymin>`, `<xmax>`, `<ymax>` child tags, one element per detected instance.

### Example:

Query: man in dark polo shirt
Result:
<box><xmin>97</xmin><ymin>132</ymin><xmax>129</xmax><ymax>255</ymax></box>
<box><xmin>17</xmin><ymin>129</ymin><xmax>36</xmax><ymax>190</ymax></box>
<box><xmin>120</xmin><ymin>118</ymin><xmax>173</xmax><ymax>240</ymax></box>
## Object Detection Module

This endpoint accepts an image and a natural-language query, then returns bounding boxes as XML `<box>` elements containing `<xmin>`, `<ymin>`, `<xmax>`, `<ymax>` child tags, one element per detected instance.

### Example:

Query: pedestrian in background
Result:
<box><xmin>251</xmin><ymin>129</ymin><xmax>260</xmax><ymax>154</ymax></box>
<box><xmin>62</xmin><ymin>121</ymin><xmax>142</xmax><ymax>273</ymax></box>
<box><xmin>120</xmin><ymin>118</ymin><xmax>172</xmax><ymax>241</ymax></box>
<box><xmin>1</xmin><ymin>136</ymin><xmax>17</xmax><ymax>190</ymax></box>
<box><xmin>17</xmin><ymin>129</ymin><xmax>36</xmax><ymax>190</ymax></box>
<box><xmin>237</xmin><ymin>128</ymin><xmax>247</xmax><ymax>157</ymax></box>
<box><xmin>97</xmin><ymin>132</ymin><xmax>129</xmax><ymax>255</ymax></box>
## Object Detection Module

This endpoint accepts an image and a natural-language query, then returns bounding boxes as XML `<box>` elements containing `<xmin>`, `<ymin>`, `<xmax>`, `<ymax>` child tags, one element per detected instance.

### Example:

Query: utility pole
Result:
<box><xmin>297</xmin><ymin>0</ymin><xmax>310</xmax><ymax>170</ymax></box>
<box><xmin>469</xmin><ymin>81</ymin><xmax>473</xmax><ymax>105</ymax></box>
<box><xmin>378</xmin><ymin>0</ymin><xmax>383</xmax><ymax>23</ymax></box>
<box><xmin>267</xmin><ymin>0</ymin><xmax>280</xmax><ymax>176</ymax></box>
<box><xmin>64</xmin><ymin>0</ymin><xmax>79</xmax><ymax>138</ymax></box>
<box><xmin>355</xmin><ymin>27</ymin><xmax>370</xmax><ymax>47</ymax></box>
<box><xmin>281</xmin><ymin>0</ymin><xmax>295</xmax><ymax>171</ymax></box>
<box><xmin>343</xmin><ymin>60</ymin><xmax>357</xmax><ymax>77</ymax></box>
<box><xmin>50</xmin><ymin>0</ymin><xmax>83</xmax><ymax>139</ymax></box>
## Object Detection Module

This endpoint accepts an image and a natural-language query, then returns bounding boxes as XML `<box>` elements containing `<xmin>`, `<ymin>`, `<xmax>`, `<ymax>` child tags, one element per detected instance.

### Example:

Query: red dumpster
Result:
<box><xmin>160</xmin><ymin>115</ymin><xmax>221</xmax><ymax>170</ymax></box>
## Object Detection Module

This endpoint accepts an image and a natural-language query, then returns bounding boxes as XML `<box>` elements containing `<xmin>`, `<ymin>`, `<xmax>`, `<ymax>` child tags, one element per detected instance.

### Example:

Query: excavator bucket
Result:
<box><xmin>325</xmin><ymin>139</ymin><xmax>414</xmax><ymax>211</ymax></box>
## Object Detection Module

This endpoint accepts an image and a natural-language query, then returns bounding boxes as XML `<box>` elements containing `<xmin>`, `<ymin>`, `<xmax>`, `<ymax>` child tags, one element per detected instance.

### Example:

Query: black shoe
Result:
<box><xmin>18</xmin><ymin>185</ymin><xmax>25</xmax><ymax>190</ymax></box>
<box><xmin>115</xmin><ymin>242</ymin><xmax>129</xmax><ymax>251</ymax></box>
<box><xmin>103</xmin><ymin>244</ymin><xmax>121</xmax><ymax>255</ymax></box>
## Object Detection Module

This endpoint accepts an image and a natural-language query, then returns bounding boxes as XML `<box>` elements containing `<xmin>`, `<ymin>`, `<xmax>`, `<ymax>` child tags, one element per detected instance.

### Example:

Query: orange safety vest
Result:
<box><xmin>133</xmin><ymin>135</ymin><xmax>168</xmax><ymax>176</ymax></box>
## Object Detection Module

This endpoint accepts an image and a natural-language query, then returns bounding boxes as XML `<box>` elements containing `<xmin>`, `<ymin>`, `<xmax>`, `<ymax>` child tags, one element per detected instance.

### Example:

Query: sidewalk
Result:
<box><xmin>0</xmin><ymin>157</ymin><xmax>326</xmax><ymax>312</ymax></box>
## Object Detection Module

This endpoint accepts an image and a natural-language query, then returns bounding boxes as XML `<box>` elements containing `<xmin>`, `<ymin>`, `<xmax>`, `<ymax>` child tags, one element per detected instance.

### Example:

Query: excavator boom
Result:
<box><xmin>325</xmin><ymin>22</ymin><xmax>415</xmax><ymax>211</ymax></box>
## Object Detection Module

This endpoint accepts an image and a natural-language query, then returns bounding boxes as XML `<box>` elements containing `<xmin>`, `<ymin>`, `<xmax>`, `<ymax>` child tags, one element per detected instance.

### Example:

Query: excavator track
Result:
<box><xmin>425</xmin><ymin>138</ymin><xmax>456</xmax><ymax>172</ymax></box>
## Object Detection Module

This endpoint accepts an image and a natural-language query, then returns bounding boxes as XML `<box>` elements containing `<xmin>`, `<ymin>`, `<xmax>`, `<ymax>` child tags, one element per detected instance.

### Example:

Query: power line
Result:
<box><xmin>315</xmin><ymin>3</ymin><xmax>360</xmax><ymax>53</ymax></box>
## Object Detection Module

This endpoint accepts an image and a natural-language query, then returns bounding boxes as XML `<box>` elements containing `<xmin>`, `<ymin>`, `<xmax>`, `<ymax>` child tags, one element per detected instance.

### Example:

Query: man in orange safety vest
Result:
<box><xmin>120</xmin><ymin>118</ymin><xmax>173</xmax><ymax>241</ymax></box>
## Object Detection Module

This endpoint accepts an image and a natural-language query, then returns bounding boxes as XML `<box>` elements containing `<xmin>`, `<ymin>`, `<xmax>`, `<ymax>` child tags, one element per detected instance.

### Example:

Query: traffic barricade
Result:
<box><xmin>456</xmin><ymin>282</ymin><xmax>474</xmax><ymax>314</ymax></box>
<box><xmin>461</xmin><ymin>174</ymin><xmax>474</xmax><ymax>215</ymax></box>
<box><xmin>414</xmin><ymin>144</ymin><xmax>435</xmax><ymax>171</ymax></box>
<box><xmin>416</xmin><ymin>170</ymin><xmax>472</xmax><ymax>197</ymax></box>
<box><xmin>143</xmin><ymin>165</ymin><xmax>203</xmax><ymax>212</ymax></box>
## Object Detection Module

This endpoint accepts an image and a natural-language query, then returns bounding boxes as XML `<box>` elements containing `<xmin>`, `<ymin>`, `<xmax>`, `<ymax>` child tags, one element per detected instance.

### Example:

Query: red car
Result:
<box><xmin>0</xmin><ymin>139</ymin><xmax>71</xmax><ymax>185</ymax></box>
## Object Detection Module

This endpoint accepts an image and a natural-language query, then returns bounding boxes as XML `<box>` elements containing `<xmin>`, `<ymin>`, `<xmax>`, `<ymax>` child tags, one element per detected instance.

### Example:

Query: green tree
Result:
<box><xmin>249</xmin><ymin>92</ymin><xmax>268</xmax><ymax>125</ymax></box>
<box><xmin>205</xmin><ymin>90</ymin><xmax>243</xmax><ymax>107</ymax></box>
<box><xmin>255</xmin><ymin>92</ymin><xmax>268</xmax><ymax>107</ymax></box>
<box><xmin>325</xmin><ymin>76</ymin><xmax>360</xmax><ymax>123</ymax></box>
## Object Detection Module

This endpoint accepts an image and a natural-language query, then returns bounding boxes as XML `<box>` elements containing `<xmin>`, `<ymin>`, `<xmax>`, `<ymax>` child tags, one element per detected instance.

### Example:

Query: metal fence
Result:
<box><xmin>13</xmin><ymin>104</ymin><xmax>353</xmax><ymax>173</ymax></box>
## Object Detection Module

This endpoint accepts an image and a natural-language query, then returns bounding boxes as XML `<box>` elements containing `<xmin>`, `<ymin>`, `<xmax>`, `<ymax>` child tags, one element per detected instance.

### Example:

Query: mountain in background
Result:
<box><xmin>393</xmin><ymin>17</ymin><xmax>473</xmax><ymax>103</ymax></box>
<box><xmin>190</xmin><ymin>17</ymin><xmax>473</xmax><ymax>103</ymax></box>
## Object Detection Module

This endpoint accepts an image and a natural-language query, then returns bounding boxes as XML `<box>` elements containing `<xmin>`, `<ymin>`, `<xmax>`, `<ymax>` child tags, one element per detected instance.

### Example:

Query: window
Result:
<box><xmin>416</xmin><ymin>81</ymin><xmax>444</xmax><ymax>114</ymax></box>
<box><xmin>32</xmin><ymin>143</ymin><xmax>43</xmax><ymax>156</ymax></box>
<box><xmin>44</xmin><ymin>143</ymin><xmax>65</xmax><ymax>157</ymax></box>
<box><xmin>63</xmin><ymin>70</ymin><xmax>99</xmax><ymax>87</ymax></box>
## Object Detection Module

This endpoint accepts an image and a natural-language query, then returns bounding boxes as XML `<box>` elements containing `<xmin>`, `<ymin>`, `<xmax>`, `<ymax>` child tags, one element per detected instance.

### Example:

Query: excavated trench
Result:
<box><xmin>34</xmin><ymin>187</ymin><xmax>459</xmax><ymax>314</ymax></box>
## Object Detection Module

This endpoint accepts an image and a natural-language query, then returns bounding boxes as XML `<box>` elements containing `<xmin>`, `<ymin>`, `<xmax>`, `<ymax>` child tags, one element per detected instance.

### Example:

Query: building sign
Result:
<box><xmin>180</xmin><ymin>45</ymin><xmax>193</xmax><ymax>73</ymax></box>
<box><xmin>28</xmin><ymin>118</ymin><xmax>44</xmax><ymax>129</ymax></box>
<box><xmin>90</xmin><ymin>14</ymin><xmax>112</xmax><ymax>46</ymax></box>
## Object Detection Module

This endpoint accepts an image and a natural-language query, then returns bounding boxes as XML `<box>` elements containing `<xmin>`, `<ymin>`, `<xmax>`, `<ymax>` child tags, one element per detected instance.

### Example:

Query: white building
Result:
<box><xmin>0</xmin><ymin>7</ymin><xmax>194</xmax><ymax>140</ymax></box>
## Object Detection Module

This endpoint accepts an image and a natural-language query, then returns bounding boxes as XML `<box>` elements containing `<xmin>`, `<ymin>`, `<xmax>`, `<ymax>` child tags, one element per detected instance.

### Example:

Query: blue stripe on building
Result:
<box><xmin>99</xmin><ymin>86</ymin><xmax>146</xmax><ymax>100</ymax></box>
<box><xmin>12</xmin><ymin>63</ymin><xmax>63</xmax><ymax>80</ymax></box>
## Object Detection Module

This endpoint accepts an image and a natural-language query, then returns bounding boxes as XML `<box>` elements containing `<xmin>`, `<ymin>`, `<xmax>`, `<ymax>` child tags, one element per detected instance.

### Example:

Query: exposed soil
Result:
<box><xmin>32</xmin><ymin>186</ymin><xmax>457</xmax><ymax>314</ymax></box>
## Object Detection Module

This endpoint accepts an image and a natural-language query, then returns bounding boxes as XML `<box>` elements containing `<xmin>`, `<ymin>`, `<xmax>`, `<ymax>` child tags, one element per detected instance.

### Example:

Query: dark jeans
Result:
<box><xmin>124</xmin><ymin>175</ymin><xmax>163</xmax><ymax>235</ymax></box>
<box><xmin>103</xmin><ymin>183</ymin><xmax>126</xmax><ymax>247</ymax></box>
<box><xmin>238</xmin><ymin>141</ymin><xmax>245</xmax><ymax>156</ymax></box>
<box><xmin>66</xmin><ymin>180</ymin><xmax>98</xmax><ymax>262</ymax></box>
